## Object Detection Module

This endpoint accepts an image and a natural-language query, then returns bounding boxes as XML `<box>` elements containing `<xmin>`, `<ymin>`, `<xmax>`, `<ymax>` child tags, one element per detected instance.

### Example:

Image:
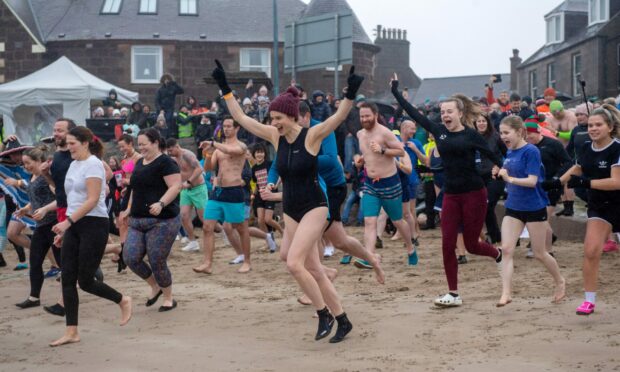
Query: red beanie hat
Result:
<box><xmin>543</xmin><ymin>87</ymin><xmax>556</xmax><ymax>97</ymax></box>
<box><xmin>269</xmin><ymin>87</ymin><xmax>300</xmax><ymax>119</ymax></box>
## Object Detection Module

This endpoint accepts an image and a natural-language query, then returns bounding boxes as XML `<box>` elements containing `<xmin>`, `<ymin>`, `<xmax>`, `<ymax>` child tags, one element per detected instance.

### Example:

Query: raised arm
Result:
<box><xmin>208</xmin><ymin>60</ymin><xmax>279</xmax><ymax>146</ymax></box>
<box><xmin>390</xmin><ymin>74</ymin><xmax>440</xmax><ymax>137</ymax></box>
<box><xmin>307</xmin><ymin>67</ymin><xmax>364</xmax><ymax>150</ymax></box>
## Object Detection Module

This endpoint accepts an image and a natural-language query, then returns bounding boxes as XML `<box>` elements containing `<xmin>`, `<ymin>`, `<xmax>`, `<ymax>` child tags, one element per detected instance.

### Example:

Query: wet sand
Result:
<box><xmin>1</xmin><ymin>227</ymin><xmax>619</xmax><ymax>371</ymax></box>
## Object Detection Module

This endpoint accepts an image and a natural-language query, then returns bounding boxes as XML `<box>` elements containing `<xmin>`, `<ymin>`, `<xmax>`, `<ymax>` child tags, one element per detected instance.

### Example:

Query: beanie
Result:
<box><xmin>549</xmin><ymin>100</ymin><xmax>564</xmax><ymax>113</ymax></box>
<box><xmin>269</xmin><ymin>87</ymin><xmax>300</xmax><ymax>119</ymax></box>
<box><xmin>544</xmin><ymin>87</ymin><xmax>556</xmax><ymax>97</ymax></box>
<box><xmin>242</xmin><ymin>98</ymin><xmax>252</xmax><ymax>106</ymax></box>
<box><xmin>524</xmin><ymin>116</ymin><xmax>540</xmax><ymax>133</ymax></box>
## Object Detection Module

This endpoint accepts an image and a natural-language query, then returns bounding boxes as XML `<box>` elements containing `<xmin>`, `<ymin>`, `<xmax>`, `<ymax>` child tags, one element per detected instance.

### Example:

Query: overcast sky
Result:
<box><xmin>302</xmin><ymin>0</ymin><xmax>564</xmax><ymax>79</ymax></box>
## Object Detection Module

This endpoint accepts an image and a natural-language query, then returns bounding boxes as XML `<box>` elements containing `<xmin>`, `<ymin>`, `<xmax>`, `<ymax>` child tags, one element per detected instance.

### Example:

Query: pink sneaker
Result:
<box><xmin>576</xmin><ymin>301</ymin><xmax>595</xmax><ymax>315</ymax></box>
<box><xmin>603</xmin><ymin>240</ymin><xmax>618</xmax><ymax>253</ymax></box>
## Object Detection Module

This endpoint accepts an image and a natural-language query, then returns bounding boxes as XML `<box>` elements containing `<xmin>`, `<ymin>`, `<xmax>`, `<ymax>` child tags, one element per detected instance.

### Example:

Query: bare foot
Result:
<box><xmin>193</xmin><ymin>263</ymin><xmax>212</xmax><ymax>275</ymax></box>
<box><xmin>552</xmin><ymin>278</ymin><xmax>566</xmax><ymax>304</ymax></box>
<box><xmin>119</xmin><ymin>296</ymin><xmax>132</xmax><ymax>326</ymax></box>
<box><xmin>369</xmin><ymin>254</ymin><xmax>385</xmax><ymax>285</ymax></box>
<box><xmin>237</xmin><ymin>262</ymin><xmax>251</xmax><ymax>273</ymax></box>
<box><xmin>325</xmin><ymin>267</ymin><xmax>338</xmax><ymax>282</ymax></box>
<box><xmin>49</xmin><ymin>333</ymin><xmax>80</xmax><ymax>347</ymax></box>
<box><xmin>297</xmin><ymin>295</ymin><xmax>312</xmax><ymax>306</ymax></box>
<box><xmin>496</xmin><ymin>295</ymin><xmax>512</xmax><ymax>307</ymax></box>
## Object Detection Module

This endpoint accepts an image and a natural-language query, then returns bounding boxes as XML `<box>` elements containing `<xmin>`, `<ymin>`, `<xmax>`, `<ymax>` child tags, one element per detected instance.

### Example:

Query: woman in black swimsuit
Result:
<box><xmin>210</xmin><ymin>60</ymin><xmax>363</xmax><ymax>343</ymax></box>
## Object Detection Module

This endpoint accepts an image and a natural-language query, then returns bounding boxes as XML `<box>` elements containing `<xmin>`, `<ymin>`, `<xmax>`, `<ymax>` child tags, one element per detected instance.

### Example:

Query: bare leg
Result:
<box><xmin>583</xmin><ymin>220</ymin><xmax>611</xmax><ymax>292</ymax></box>
<box><xmin>376</xmin><ymin>210</ymin><xmax>388</xmax><ymax>239</ymax></box>
<box><xmin>233</xmin><ymin>221</ymin><xmax>251</xmax><ymax>273</ymax></box>
<box><xmin>391</xmin><ymin>219</ymin><xmax>414</xmax><ymax>255</ymax></box>
<box><xmin>364</xmin><ymin>217</ymin><xmax>378</xmax><ymax>255</ymax></box>
<box><xmin>194</xmin><ymin>220</ymin><xmax>217</xmax><ymax>274</ymax></box>
<box><xmin>264</xmin><ymin>209</ymin><xmax>283</xmax><ymax>235</ymax></box>
<box><xmin>180</xmin><ymin>205</ymin><xmax>196</xmax><ymax>243</ymax></box>
<box><xmin>529</xmin><ymin>221</ymin><xmax>565</xmax><ymax>303</ymax></box>
<box><xmin>499</xmin><ymin>217</ymin><xmax>523</xmax><ymax>306</ymax></box>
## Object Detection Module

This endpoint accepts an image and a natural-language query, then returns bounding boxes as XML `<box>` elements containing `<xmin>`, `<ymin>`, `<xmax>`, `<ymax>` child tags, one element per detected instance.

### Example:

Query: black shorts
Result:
<box><xmin>253</xmin><ymin>196</ymin><xmax>275</xmax><ymax>211</ymax></box>
<box><xmin>546</xmin><ymin>187</ymin><xmax>563</xmax><ymax>207</ymax></box>
<box><xmin>587</xmin><ymin>207</ymin><xmax>620</xmax><ymax>233</ymax></box>
<box><xmin>505</xmin><ymin>207</ymin><xmax>548</xmax><ymax>224</ymax></box>
<box><xmin>327</xmin><ymin>184</ymin><xmax>347</xmax><ymax>223</ymax></box>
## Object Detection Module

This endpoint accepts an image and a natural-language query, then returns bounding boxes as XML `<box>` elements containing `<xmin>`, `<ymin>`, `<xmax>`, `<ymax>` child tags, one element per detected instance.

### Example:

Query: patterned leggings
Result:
<box><xmin>124</xmin><ymin>216</ymin><xmax>181</xmax><ymax>288</ymax></box>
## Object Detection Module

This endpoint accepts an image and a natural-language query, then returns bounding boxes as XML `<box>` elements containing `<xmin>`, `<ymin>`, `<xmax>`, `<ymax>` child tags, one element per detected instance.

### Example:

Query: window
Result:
<box><xmin>589</xmin><ymin>0</ymin><xmax>609</xmax><ymax>25</ymax></box>
<box><xmin>131</xmin><ymin>46</ymin><xmax>162</xmax><ymax>84</ymax></box>
<box><xmin>529</xmin><ymin>70</ymin><xmax>538</xmax><ymax>99</ymax></box>
<box><xmin>546</xmin><ymin>14</ymin><xmax>564</xmax><ymax>44</ymax></box>
<box><xmin>547</xmin><ymin>63</ymin><xmax>556</xmax><ymax>89</ymax></box>
<box><xmin>572</xmin><ymin>53</ymin><xmax>582</xmax><ymax>97</ymax></box>
<box><xmin>139</xmin><ymin>0</ymin><xmax>157</xmax><ymax>14</ymax></box>
<box><xmin>101</xmin><ymin>0</ymin><xmax>122</xmax><ymax>14</ymax></box>
<box><xmin>240</xmin><ymin>48</ymin><xmax>271</xmax><ymax>77</ymax></box>
<box><xmin>179</xmin><ymin>0</ymin><xmax>197</xmax><ymax>15</ymax></box>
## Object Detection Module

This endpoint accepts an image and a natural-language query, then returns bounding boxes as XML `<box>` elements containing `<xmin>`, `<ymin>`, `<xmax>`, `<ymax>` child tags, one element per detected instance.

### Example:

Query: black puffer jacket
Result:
<box><xmin>126</xmin><ymin>102</ymin><xmax>148</xmax><ymax>129</ymax></box>
<box><xmin>155</xmin><ymin>74</ymin><xmax>184</xmax><ymax>112</ymax></box>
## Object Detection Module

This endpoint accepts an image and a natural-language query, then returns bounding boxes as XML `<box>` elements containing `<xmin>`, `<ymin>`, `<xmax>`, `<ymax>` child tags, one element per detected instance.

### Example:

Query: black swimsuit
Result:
<box><xmin>276</xmin><ymin>127</ymin><xmax>327</xmax><ymax>222</ymax></box>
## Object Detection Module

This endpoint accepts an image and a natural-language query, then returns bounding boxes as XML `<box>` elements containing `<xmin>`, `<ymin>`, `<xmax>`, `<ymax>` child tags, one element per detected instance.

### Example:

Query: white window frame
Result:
<box><xmin>139</xmin><ymin>0</ymin><xmax>157</xmax><ymax>14</ymax></box>
<box><xmin>179</xmin><ymin>0</ymin><xmax>198</xmax><ymax>15</ymax></box>
<box><xmin>547</xmin><ymin>63</ymin><xmax>556</xmax><ymax>89</ymax></box>
<box><xmin>240</xmin><ymin>48</ymin><xmax>272</xmax><ymax>78</ymax></box>
<box><xmin>529</xmin><ymin>70</ymin><xmax>538</xmax><ymax>99</ymax></box>
<box><xmin>101</xmin><ymin>0</ymin><xmax>122</xmax><ymax>14</ymax></box>
<box><xmin>545</xmin><ymin>13</ymin><xmax>564</xmax><ymax>45</ymax></box>
<box><xmin>589</xmin><ymin>0</ymin><xmax>610</xmax><ymax>25</ymax></box>
<box><xmin>131</xmin><ymin>46</ymin><xmax>163</xmax><ymax>84</ymax></box>
<box><xmin>572</xmin><ymin>53</ymin><xmax>582</xmax><ymax>97</ymax></box>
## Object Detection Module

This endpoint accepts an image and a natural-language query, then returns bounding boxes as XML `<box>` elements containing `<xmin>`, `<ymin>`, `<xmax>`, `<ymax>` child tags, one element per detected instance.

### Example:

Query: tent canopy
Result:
<box><xmin>0</xmin><ymin>56</ymin><xmax>138</xmax><ymax>144</ymax></box>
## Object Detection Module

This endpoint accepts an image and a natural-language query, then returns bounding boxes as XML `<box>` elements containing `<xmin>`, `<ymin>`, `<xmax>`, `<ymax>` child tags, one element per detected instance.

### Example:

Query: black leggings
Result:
<box><xmin>61</xmin><ymin>216</ymin><xmax>122</xmax><ymax>326</ymax></box>
<box><xmin>29</xmin><ymin>223</ymin><xmax>60</xmax><ymax>298</ymax></box>
<box><xmin>484</xmin><ymin>179</ymin><xmax>505</xmax><ymax>244</ymax></box>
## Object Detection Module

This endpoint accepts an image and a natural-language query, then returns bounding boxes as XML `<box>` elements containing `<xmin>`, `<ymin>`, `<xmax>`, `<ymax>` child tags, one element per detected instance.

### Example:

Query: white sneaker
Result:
<box><xmin>229</xmin><ymin>254</ymin><xmax>244</xmax><ymax>265</ymax></box>
<box><xmin>526</xmin><ymin>248</ymin><xmax>534</xmax><ymax>259</ymax></box>
<box><xmin>180</xmin><ymin>237</ymin><xmax>190</xmax><ymax>245</ymax></box>
<box><xmin>323</xmin><ymin>246</ymin><xmax>335</xmax><ymax>257</ymax></box>
<box><xmin>175</xmin><ymin>234</ymin><xmax>181</xmax><ymax>241</ymax></box>
<box><xmin>221</xmin><ymin>232</ymin><xmax>231</xmax><ymax>246</ymax></box>
<box><xmin>266</xmin><ymin>233</ymin><xmax>277</xmax><ymax>253</ymax></box>
<box><xmin>181</xmin><ymin>240</ymin><xmax>200</xmax><ymax>252</ymax></box>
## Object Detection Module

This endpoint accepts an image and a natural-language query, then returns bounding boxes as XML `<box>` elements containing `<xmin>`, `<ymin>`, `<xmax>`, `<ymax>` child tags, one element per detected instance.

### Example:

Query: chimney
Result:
<box><xmin>510</xmin><ymin>49</ymin><xmax>522</xmax><ymax>92</ymax></box>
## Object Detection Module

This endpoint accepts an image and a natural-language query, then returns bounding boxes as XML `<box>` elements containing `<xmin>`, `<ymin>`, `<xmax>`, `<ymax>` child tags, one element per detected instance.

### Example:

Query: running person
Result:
<box><xmin>544</xmin><ymin>104</ymin><xmax>620</xmax><ymax>316</ymax></box>
<box><xmin>356</xmin><ymin>102</ymin><xmax>415</xmax><ymax>266</ymax></box>
<box><xmin>166</xmin><ymin>138</ymin><xmax>207</xmax><ymax>252</ymax></box>
<box><xmin>50</xmin><ymin>127</ymin><xmax>131</xmax><ymax>347</ymax></box>
<box><xmin>391</xmin><ymin>74</ymin><xmax>502</xmax><ymax>307</ymax></box>
<box><xmin>250</xmin><ymin>143</ymin><xmax>282</xmax><ymax>237</ymax></box>
<box><xmin>211</xmin><ymin>60</ymin><xmax>363</xmax><ymax>343</ymax></box>
<box><xmin>496</xmin><ymin>116</ymin><xmax>565</xmax><ymax>306</ymax></box>
<box><xmin>194</xmin><ymin>116</ymin><xmax>251</xmax><ymax>274</ymax></box>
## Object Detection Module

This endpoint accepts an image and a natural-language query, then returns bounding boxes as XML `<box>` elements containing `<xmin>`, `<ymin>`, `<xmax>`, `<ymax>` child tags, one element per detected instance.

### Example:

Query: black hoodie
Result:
<box><xmin>127</xmin><ymin>102</ymin><xmax>148</xmax><ymax>129</ymax></box>
<box><xmin>103</xmin><ymin>89</ymin><xmax>121</xmax><ymax>108</ymax></box>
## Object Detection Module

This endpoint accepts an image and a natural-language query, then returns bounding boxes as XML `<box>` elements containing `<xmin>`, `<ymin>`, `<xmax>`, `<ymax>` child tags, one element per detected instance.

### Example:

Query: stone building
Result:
<box><xmin>515</xmin><ymin>0</ymin><xmax>620</xmax><ymax>104</ymax></box>
<box><xmin>0</xmin><ymin>0</ymin><xmax>411</xmax><ymax>113</ymax></box>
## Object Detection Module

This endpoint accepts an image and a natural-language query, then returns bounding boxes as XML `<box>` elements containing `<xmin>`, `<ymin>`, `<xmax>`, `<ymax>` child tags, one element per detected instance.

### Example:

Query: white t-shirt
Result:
<box><xmin>65</xmin><ymin>155</ymin><xmax>108</xmax><ymax>218</ymax></box>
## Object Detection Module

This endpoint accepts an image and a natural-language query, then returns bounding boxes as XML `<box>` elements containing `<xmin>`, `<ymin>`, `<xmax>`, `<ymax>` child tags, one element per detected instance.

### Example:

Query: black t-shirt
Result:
<box><xmin>50</xmin><ymin>150</ymin><xmax>73</xmax><ymax>208</ymax></box>
<box><xmin>130</xmin><ymin>154</ymin><xmax>180</xmax><ymax>219</ymax></box>
<box><xmin>535</xmin><ymin>136</ymin><xmax>572</xmax><ymax>180</ymax></box>
<box><xmin>392</xmin><ymin>86</ymin><xmax>501</xmax><ymax>194</ymax></box>
<box><xmin>577</xmin><ymin>139</ymin><xmax>620</xmax><ymax>208</ymax></box>
<box><xmin>566</xmin><ymin>124</ymin><xmax>591</xmax><ymax>161</ymax></box>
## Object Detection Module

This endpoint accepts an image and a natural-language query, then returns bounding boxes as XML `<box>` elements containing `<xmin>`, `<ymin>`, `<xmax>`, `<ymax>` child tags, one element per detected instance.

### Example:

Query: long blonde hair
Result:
<box><xmin>441</xmin><ymin>94</ymin><xmax>480</xmax><ymax>129</ymax></box>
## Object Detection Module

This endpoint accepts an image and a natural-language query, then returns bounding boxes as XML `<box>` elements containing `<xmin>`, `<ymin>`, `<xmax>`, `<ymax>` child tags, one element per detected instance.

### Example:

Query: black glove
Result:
<box><xmin>344</xmin><ymin>66</ymin><xmax>364</xmax><ymax>100</ymax></box>
<box><xmin>210</xmin><ymin>59</ymin><xmax>232</xmax><ymax>96</ymax></box>
<box><xmin>567</xmin><ymin>175</ymin><xmax>591</xmax><ymax>189</ymax></box>
<box><xmin>391</xmin><ymin>78</ymin><xmax>400</xmax><ymax>94</ymax></box>
<box><xmin>541</xmin><ymin>178</ymin><xmax>562</xmax><ymax>191</ymax></box>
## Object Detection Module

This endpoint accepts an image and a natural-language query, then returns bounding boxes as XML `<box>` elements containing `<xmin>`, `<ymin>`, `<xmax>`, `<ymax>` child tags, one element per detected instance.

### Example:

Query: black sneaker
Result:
<box><xmin>457</xmin><ymin>255</ymin><xmax>468</xmax><ymax>264</ymax></box>
<box><xmin>315</xmin><ymin>307</ymin><xmax>335</xmax><ymax>340</ymax></box>
<box><xmin>375</xmin><ymin>237</ymin><xmax>383</xmax><ymax>249</ymax></box>
<box><xmin>43</xmin><ymin>303</ymin><xmax>65</xmax><ymax>317</ymax></box>
<box><xmin>16</xmin><ymin>298</ymin><xmax>40</xmax><ymax>309</ymax></box>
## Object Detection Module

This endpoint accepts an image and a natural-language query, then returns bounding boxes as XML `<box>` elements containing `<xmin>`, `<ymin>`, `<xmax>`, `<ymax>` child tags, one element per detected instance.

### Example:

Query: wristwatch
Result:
<box><xmin>158</xmin><ymin>201</ymin><xmax>165</xmax><ymax>208</ymax></box>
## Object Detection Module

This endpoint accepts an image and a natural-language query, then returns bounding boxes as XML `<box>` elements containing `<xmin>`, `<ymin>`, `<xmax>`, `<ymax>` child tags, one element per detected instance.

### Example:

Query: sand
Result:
<box><xmin>1</xmin><ymin>226</ymin><xmax>620</xmax><ymax>372</ymax></box>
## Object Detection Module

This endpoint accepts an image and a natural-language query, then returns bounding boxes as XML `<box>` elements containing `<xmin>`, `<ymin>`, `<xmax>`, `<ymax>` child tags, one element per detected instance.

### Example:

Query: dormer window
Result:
<box><xmin>139</xmin><ymin>0</ymin><xmax>157</xmax><ymax>14</ymax></box>
<box><xmin>101</xmin><ymin>0</ymin><xmax>122</xmax><ymax>14</ymax></box>
<box><xmin>589</xmin><ymin>0</ymin><xmax>609</xmax><ymax>25</ymax></box>
<box><xmin>546</xmin><ymin>13</ymin><xmax>564</xmax><ymax>44</ymax></box>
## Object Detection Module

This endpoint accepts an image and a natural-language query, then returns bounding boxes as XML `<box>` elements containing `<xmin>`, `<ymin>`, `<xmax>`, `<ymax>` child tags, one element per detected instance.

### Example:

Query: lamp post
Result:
<box><xmin>272</xmin><ymin>0</ymin><xmax>280</xmax><ymax>95</ymax></box>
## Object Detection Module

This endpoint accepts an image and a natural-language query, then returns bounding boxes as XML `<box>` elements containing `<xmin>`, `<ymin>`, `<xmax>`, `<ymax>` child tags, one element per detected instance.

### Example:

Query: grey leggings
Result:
<box><xmin>124</xmin><ymin>216</ymin><xmax>181</xmax><ymax>288</ymax></box>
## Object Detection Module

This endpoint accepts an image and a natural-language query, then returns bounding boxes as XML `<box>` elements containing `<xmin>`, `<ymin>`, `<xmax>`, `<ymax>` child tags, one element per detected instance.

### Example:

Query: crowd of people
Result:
<box><xmin>1</xmin><ymin>62</ymin><xmax>619</xmax><ymax>346</ymax></box>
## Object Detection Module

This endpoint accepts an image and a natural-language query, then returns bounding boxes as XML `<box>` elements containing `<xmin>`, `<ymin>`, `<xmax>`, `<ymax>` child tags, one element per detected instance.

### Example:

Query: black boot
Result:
<box><xmin>117</xmin><ymin>243</ymin><xmax>127</xmax><ymax>273</ymax></box>
<box><xmin>315</xmin><ymin>307</ymin><xmax>334</xmax><ymax>340</ymax></box>
<box><xmin>555</xmin><ymin>201</ymin><xmax>574</xmax><ymax>216</ymax></box>
<box><xmin>329</xmin><ymin>312</ymin><xmax>353</xmax><ymax>343</ymax></box>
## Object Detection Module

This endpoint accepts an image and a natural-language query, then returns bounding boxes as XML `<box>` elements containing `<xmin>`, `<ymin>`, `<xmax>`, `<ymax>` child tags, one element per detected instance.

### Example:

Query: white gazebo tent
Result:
<box><xmin>0</xmin><ymin>56</ymin><xmax>139</xmax><ymax>144</ymax></box>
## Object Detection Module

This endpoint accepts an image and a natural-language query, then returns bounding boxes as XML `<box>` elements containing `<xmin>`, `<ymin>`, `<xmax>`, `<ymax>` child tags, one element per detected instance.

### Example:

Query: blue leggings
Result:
<box><xmin>124</xmin><ymin>216</ymin><xmax>181</xmax><ymax>288</ymax></box>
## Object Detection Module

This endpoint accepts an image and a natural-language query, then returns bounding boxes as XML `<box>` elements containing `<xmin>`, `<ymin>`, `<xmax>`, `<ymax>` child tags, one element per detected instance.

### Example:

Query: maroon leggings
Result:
<box><xmin>441</xmin><ymin>188</ymin><xmax>499</xmax><ymax>291</ymax></box>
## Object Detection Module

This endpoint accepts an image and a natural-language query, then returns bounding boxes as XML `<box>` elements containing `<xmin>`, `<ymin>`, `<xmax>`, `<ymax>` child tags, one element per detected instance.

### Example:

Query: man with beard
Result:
<box><xmin>193</xmin><ymin>116</ymin><xmax>251</xmax><ymax>274</ymax></box>
<box><xmin>356</xmin><ymin>102</ymin><xmax>414</xmax><ymax>268</ymax></box>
